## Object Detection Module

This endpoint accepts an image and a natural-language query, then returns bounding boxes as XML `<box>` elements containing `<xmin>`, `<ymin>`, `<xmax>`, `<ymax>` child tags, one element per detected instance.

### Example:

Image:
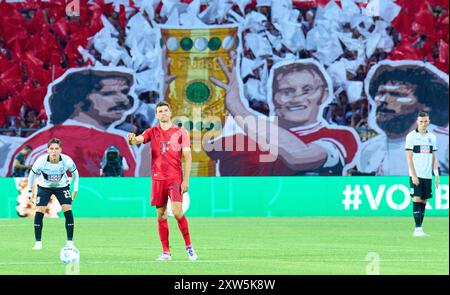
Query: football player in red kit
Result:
<box><xmin>127</xmin><ymin>101</ymin><xmax>197</xmax><ymax>261</ymax></box>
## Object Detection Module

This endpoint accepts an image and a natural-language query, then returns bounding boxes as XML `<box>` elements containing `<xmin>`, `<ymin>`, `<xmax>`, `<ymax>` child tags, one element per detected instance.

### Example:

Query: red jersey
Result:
<box><xmin>142</xmin><ymin>125</ymin><xmax>190</xmax><ymax>181</ymax></box>
<box><xmin>7</xmin><ymin>125</ymin><xmax>136</xmax><ymax>177</ymax></box>
<box><xmin>207</xmin><ymin>123</ymin><xmax>359</xmax><ymax>176</ymax></box>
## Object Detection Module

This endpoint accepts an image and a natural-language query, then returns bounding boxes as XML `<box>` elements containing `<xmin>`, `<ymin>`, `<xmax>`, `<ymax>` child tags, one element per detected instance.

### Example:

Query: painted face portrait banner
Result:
<box><xmin>1</xmin><ymin>67</ymin><xmax>139</xmax><ymax>177</ymax></box>
<box><xmin>358</xmin><ymin>60</ymin><xmax>449</xmax><ymax>176</ymax></box>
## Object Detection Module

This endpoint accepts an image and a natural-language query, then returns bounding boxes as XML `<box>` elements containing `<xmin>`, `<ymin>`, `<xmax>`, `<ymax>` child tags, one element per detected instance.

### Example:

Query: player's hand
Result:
<box><xmin>127</xmin><ymin>133</ymin><xmax>136</xmax><ymax>145</ymax></box>
<box><xmin>27</xmin><ymin>190</ymin><xmax>35</xmax><ymax>205</ymax></box>
<box><xmin>181</xmin><ymin>180</ymin><xmax>189</xmax><ymax>193</ymax></box>
<box><xmin>72</xmin><ymin>191</ymin><xmax>77</xmax><ymax>201</ymax></box>
<box><xmin>412</xmin><ymin>176</ymin><xmax>419</xmax><ymax>186</ymax></box>
<box><xmin>435</xmin><ymin>176</ymin><xmax>440</xmax><ymax>189</ymax></box>
<box><xmin>209</xmin><ymin>51</ymin><xmax>238</xmax><ymax>111</ymax></box>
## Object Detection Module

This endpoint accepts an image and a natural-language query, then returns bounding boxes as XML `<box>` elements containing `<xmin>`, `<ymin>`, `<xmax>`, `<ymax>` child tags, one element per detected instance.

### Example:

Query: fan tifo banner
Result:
<box><xmin>2</xmin><ymin>67</ymin><xmax>138</xmax><ymax>177</ymax></box>
<box><xmin>160</xmin><ymin>25</ymin><xmax>239</xmax><ymax>176</ymax></box>
<box><xmin>0</xmin><ymin>0</ymin><xmax>448</xmax><ymax>177</ymax></box>
<box><xmin>358</xmin><ymin>60</ymin><xmax>449</xmax><ymax>176</ymax></box>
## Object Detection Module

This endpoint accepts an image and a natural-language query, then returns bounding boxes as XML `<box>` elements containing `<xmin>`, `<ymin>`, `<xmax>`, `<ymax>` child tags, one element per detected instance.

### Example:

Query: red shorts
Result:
<box><xmin>151</xmin><ymin>179</ymin><xmax>183</xmax><ymax>207</ymax></box>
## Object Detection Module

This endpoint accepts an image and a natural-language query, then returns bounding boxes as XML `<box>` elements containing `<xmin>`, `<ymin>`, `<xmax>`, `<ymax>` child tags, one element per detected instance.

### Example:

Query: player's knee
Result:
<box><xmin>157</xmin><ymin>213</ymin><xmax>167</xmax><ymax>220</ymax></box>
<box><xmin>173</xmin><ymin>211</ymin><xmax>184</xmax><ymax>220</ymax></box>
<box><xmin>156</xmin><ymin>208</ymin><xmax>167</xmax><ymax>219</ymax></box>
<box><xmin>36</xmin><ymin>206</ymin><xmax>46</xmax><ymax>213</ymax></box>
<box><xmin>62</xmin><ymin>205</ymin><xmax>72</xmax><ymax>212</ymax></box>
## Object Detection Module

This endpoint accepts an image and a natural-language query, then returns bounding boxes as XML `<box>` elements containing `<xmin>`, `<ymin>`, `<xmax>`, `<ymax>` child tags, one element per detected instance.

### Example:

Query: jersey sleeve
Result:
<box><xmin>31</xmin><ymin>157</ymin><xmax>43</xmax><ymax>174</ymax></box>
<box><xmin>141</xmin><ymin>127</ymin><xmax>153</xmax><ymax>144</ymax></box>
<box><xmin>432</xmin><ymin>134</ymin><xmax>438</xmax><ymax>151</ymax></box>
<box><xmin>405</xmin><ymin>133</ymin><xmax>414</xmax><ymax>150</ymax></box>
<box><xmin>181</xmin><ymin>128</ymin><xmax>191</xmax><ymax>149</ymax></box>
<box><xmin>63</xmin><ymin>155</ymin><xmax>77</xmax><ymax>173</ymax></box>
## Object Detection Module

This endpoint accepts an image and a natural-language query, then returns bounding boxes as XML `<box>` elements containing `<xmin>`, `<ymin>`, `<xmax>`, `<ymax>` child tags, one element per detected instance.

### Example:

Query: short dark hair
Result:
<box><xmin>47</xmin><ymin>138</ymin><xmax>62</xmax><ymax>148</ymax></box>
<box><xmin>369</xmin><ymin>64</ymin><xmax>449</xmax><ymax>126</ymax></box>
<box><xmin>418</xmin><ymin>111</ymin><xmax>429</xmax><ymax>118</ymax></box>
<box><xmin>49</xmin><ymin>70</ymin><xmax>133</xmax><ymax>124</ymax></box>
<box><xmin>156</xmin><ymin>101</ymin><xmax>171</xmax><ymax>111</ymax></box>
<box><xmin>23</xmin><ymin>145</ymin><xmax>32</xmax><ymax>151</ymax></box>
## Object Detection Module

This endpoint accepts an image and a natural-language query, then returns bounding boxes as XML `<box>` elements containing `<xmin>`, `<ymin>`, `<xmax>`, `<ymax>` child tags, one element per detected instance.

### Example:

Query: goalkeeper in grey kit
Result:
<box><xmin>27</xmin><ymin>138</ymin><xmax>79</xmax><ymax>250</ymax></box>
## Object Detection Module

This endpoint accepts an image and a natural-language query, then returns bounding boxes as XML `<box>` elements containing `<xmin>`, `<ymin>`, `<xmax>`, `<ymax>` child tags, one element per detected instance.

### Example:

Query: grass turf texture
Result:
<box><xmin>0</xmin><ymin>217</ymin><xmax>448</xmax><ymax>275</ymax></box>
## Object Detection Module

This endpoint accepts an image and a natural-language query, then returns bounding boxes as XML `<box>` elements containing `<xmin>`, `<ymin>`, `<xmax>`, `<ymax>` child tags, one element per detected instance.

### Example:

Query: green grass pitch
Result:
<box><xmin>0</xmin><ymin>217</ymin><xmax>448</xmax><ymax>275</ymax></box>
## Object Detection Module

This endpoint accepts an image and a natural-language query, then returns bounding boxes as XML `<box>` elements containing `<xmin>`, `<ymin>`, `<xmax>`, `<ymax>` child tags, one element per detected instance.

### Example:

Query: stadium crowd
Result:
<box><xmin>0</xmin><ymin>0</ymin><xmax>448</xmax><ymax>143</ymax></box>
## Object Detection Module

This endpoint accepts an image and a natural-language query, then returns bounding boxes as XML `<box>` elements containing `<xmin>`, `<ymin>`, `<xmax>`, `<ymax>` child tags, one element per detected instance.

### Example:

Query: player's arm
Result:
<box><xmin>181</xmin><ymin>147</ymin><xmax>192</xmax><ymax>193</ymax></box>
<box><xmin>405</xmin><ymin>133</ymin><xmax>419</xmax><ymax>185</ymax></box>
<box><xmin>13</xmin><ymin>159</ymin><xmax>32</xmax><ymax>170</ymax></box>
<box><xmin>432</xmin><ymin>151</ymin><xmax>439</xmax><ymax>188</ymax></box>
<box><xmin>71</xmin><ymin>169</ymin><xmax>79</xmax><ymax>200</ymax></box>
<box><xmin>405</xmin><ymin>150</ymin><xmax>419</xmax><ymax>185</ymax></box>
<box><xmin>27</xmin><ymin>164</ymin><xmax>39</xmax><ymax>203</ymax></box>
<box><xmin>65</xmin><ymin>156</ymin><xmax>79</xmax><ymax>200</ymax></box>
<box><xmin>127</xmin><ymin>133</ymin><xmax>145</xmax><ymax>145</ymax></box>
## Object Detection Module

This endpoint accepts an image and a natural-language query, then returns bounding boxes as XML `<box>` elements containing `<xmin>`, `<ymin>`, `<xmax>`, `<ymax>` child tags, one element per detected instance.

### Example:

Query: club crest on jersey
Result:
<box><xmin>160</xmin><ymin>141</ymin><xmax>170</xmax><ymax>154</ymax></box>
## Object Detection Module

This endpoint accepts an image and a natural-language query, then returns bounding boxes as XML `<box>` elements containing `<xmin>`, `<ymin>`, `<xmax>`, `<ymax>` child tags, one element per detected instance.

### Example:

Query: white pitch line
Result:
<box><xmin>0</xmin><ymin>259</ymin><xmax>447</xmax><ymax>266</ymax></box>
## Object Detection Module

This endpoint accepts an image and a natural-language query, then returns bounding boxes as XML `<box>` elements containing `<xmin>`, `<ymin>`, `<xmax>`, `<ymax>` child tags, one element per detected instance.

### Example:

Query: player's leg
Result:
<box><xmin>410</xmin><ymin>177</ymin><xmax>425</xmax><ymax>236</ymax></box>
<box><xmin>33</xmin><ymin>206</ymin><xmax>46</xmax><ymax>249</ymax></box>
<box><xmin>156</xmin><ymin>206</ymin><xmax>171</xmax><ymax>260</ymax></box>
<box><xmin>55</xmin><ymin>186</ymin><xmax>75</xmax><ymax>247</ymax></box>
<box><xmin>420</xmin><ymin>199</ymin><xmax>427</xmax><ymax>226</ymax></box>
<box><xmin>169</xmin><ymin>183</ymin><xmax>197</xmax><ymax>261</ymax></box>
<box><xmin>33</xmin><ymin>186</ymin><xmax>51</xmax><ymax>249</ymax></box>
<box><xmin>171</xmin><ymin>201</ymin><xmax>191</xmax><ymax>246</ymax></box>
<box><xmin>152</xmin><ymin>180</ymin><xmax>171</xmax><ymax>260</ymax></box>
<box><xmin>412</xmin><ymin>196</ymin><xmax>423</xmax><ymax>230</ymax></box>
<box><xmin>171</xmin><ymin>201</ymin><xmax>197</xmax><ymax>261</ymax></box>
<box><xmin>62</xmin><ymin>205</ymin><xmax>74</xmax><ymax>246</ymax></box>
<box><xmin>419</xmin><ymin>178</ymin><xmax>432</xmax><ymax>235</ymax></box>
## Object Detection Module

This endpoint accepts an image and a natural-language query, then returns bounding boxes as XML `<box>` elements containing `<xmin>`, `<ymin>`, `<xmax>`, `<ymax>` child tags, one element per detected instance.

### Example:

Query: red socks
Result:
<box><xmin>158</xmin><ymin>215</ymin><xmax>192</xmax><ymax>253</ymax></box>
<box><xmin>177</xmin><ymin>215</ymin><xmax>192</xmax><ymax>248</ymax></box>
<box><xmin>157</xmin><ymin>218</ymin><xmax>170</xmax><ymax>253</ymax></box>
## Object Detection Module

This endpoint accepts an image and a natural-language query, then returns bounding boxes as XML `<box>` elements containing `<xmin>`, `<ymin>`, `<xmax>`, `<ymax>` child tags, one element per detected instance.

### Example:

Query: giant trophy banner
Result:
<box><xmin>160</xmin><ymin>25</ymin><xmax>239</xmax><ymax>176</ymax></box>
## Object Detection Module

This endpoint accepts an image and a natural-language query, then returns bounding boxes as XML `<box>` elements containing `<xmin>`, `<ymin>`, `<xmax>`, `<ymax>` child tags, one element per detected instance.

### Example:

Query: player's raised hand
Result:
<box><xmin>127</xmin><ymin>133</ymin><xmax>136</xmax><ymax>145</ymax></box>
<box><xmin>209</xmin><ymin>51</ymin><xmax>237</xmax><ymax>92</ymax></box>
<box><xmin>209</xmin><ymin>51</ymin><xmax>239</xmax><ymax>111</ymax></box>
<box><xmin>162</xmin><ymin>46</ymin><xmax>176</xmax><ymax>97</ymax></box>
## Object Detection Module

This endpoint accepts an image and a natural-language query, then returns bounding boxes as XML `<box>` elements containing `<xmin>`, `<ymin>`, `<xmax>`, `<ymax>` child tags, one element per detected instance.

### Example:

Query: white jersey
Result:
<box><xmin>405</xmin><ymin>129</ymin><xmax>437</xmax><ymax>179</ymax></box>
<box><xmin>30</xmin><ymin>154</ymin><xmax>77</xmax><ymax>188</ymax></box>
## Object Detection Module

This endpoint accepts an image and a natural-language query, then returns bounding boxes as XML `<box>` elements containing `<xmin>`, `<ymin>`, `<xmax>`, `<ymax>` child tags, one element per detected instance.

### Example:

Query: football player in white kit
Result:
<box><xmin>27</xmin><ymin>138</ymin><xmax>79</xmax><ymax>250</ymax></box>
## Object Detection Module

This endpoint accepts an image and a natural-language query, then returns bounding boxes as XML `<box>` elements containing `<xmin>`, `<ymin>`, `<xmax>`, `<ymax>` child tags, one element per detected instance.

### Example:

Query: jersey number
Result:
<box><xmin>63</xmin><ymin>190</ymin><xmax>71</xmax><ymax>199</ymax></box>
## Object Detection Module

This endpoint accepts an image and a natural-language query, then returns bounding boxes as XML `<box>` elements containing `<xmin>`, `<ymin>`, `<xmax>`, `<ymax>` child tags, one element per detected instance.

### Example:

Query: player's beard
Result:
<box><xmin>376</xmin><ymin>110</ymin><xmax>417</xmax><ymax>136</ymax></box>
